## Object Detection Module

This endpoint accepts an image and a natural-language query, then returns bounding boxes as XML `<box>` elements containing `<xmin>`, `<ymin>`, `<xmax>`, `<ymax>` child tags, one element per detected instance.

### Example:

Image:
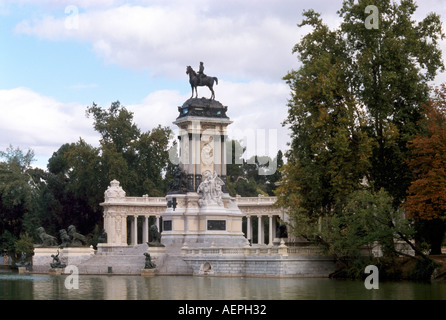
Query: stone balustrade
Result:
<box><xmin>101</xmin><ymin>180</ymin><xmax>290</xmax><ymax>248</ymax></box>
<box><xmin>181</xmin><ymin>243</ymin><xmax>325</xmax><ymax>257</ymax></box>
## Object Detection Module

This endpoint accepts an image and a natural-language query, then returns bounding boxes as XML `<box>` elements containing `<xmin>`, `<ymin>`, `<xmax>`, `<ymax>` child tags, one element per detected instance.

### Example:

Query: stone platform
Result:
<box><xmin>30</xmin><ymin>241</ymin><xmax>336</xmax><ymax>278</ymax></box>
<box><xmin>32</xmin><ymin>246</ymin><xmax>95</xmax><ymax>273</ymax></box>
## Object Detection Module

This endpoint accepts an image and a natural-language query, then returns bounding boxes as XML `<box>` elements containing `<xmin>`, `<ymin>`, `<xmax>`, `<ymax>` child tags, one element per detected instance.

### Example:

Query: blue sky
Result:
<box><xmin>1</xmin><ymin>0</ymin><xmax>446</xmax><ymax>169</ymax></box>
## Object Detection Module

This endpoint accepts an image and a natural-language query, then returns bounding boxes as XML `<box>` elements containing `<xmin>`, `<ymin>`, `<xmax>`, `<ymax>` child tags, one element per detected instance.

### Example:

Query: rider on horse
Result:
<box><xmin>198</xmin><ymin>62</ymin><xmax>205</xmax><ymax>85</ymax></box>
<box><xmin>186</xmin><ymin>62</ymin><xmax>218</xmax><ymax>100</ymax></box>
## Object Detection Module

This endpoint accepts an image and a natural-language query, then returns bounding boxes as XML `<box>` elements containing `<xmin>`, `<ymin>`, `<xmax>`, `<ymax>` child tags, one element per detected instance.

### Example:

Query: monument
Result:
<box><xmin>29</xmin><ymin>62</ymin><xmax>336</xmax><ymax>277</ymax></box>
<box><xmin>161</xmin><ymin>77</ymin><xmax>248</xmax><ymax>247</ymax></box>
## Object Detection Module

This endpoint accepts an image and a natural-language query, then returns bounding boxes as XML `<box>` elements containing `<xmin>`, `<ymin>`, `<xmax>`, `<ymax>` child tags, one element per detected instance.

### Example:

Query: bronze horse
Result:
<box><xmin>186</xmin><ymin>66</ymin><xmax>218</xmax><ymax>100</ymax></box>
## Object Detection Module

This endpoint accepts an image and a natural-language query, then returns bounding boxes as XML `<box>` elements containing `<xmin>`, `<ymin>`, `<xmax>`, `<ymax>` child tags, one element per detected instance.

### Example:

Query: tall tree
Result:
<box><xmin>46</xmin><ymin>139</ymin><xmax>103</xmax><ymax>235</ymax></box>
<box><xmin>278</xmin><ymin>0</ymin><xmax>444</xmax><ymax>259</ymax></box>
<box><xmin>279</xmin><ymin>9</ymin><xmax>372</xmax><ymax>220</ymax></box>
<box><xmin>0</xmin><ymin>146</ymin><xmax>36</xmax><ymax>240</ymax></box>
<box><xmin>86</xmin><ymin>101</ymin><xmax>140</xmax><ymax>154</ymax></box>
<box><xmin>86</xmin><ymin>101</ymin><xmax>172</xmax><ymax>196</ymax></box>
<box><xmin>338</xmin><ymin>0</ymin><xmax>444</xmax><ymax>205</ymax></box>
<box><xmin>404</xmin><ymin>84</ymin><xmax>446</xmax><ymax>254</ymax></box>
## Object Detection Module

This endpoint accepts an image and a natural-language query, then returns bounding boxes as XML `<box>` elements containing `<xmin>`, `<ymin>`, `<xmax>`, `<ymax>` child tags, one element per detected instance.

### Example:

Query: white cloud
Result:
<box><xmin>13</xmin><ymin>2</ymin><xmax>302</xmax><ymax>81</ymax></box>
<box><xmin>0</xmin><ymin>79</ymin><xmax>291</xmax><ymax>169</ymax></box>
<box><xmin>0</xmin><ymin>87</ymin><xmax>99</xmax><ymax>168</ymax></box>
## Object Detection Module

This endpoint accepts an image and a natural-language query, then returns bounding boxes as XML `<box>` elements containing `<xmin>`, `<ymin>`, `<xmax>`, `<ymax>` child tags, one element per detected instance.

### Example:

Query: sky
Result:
<box><xmin>1</xmin><ymin>0</ymin><xmax>446</xmax><ymax>169</ymax></box>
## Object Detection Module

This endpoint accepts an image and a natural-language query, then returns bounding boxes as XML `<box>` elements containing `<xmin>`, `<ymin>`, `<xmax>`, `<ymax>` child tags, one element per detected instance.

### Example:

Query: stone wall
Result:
<box><xmin>182</xmin><ymin>255</ymin><xmax>336</xmax><ymax>278</ymax></box>
<box><xmin>32</xmin><ymin>247</ymin><xmax>95</xmax><ymax>273</ymax></box>
<box><xmin>181</xmin><ymin>244</ymin><xmax>336</xmax><ymax>277</ymax></box>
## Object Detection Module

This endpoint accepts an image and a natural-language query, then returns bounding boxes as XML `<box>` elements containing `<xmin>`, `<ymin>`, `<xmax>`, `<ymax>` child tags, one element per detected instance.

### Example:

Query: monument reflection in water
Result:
<box><xmin>1</xmin><ymin>272</ymin><xmax>446</xmax><ymax>300</ymax></box>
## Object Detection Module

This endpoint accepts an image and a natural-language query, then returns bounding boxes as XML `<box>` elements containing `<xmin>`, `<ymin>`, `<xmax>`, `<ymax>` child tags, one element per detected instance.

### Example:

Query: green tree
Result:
<box><xmin>280</xmin><ymin>8</ymin><xmax>372</xmax><ymax>220</ymax></box>
<box><xmin>266</xmin><ymin>150</ymin><xmax>284</xmax><ymax>196</ymax></box>
<box><xmin>45</xmin><ymin>139</ymin><xmax>103</xmax><ymax>235</ymax></box>
<box><xmin>63</xmin><ymin>139</ymin><xmax>103</xmax><ymax>233</ymax></box>
<box><xmin>86</xmin><ymin>101</ymin><xmax>140</xmax><ymax>154</ymax></box>
<box><xmin>404</xmin><ymin>84</ymin><xmax>446</xmax><ymax>254</ymax></box>
<box><xmin>226</xmin><ymin>140</ymin><xmax>283</xmax><ymax>196</ymax></box>
<box><xmin>86</xmin><ymin>101</ymin><xmax>172</xmax><ymax>196</ymax></box>
<box><xmin>339</xmin><ymin>0</ymin><xmax>445</xmax><ymax>205</ymax></box>
<box><xmin>0</xmin><ymin>146</ymin><xmax>36</xmax><ymax>240</ymax></box>
<box><xmin>278</xmin><ymin>0</ymin><xmax>444</xmax><ymax>261</ymax></box>
<box><xmin>13</xmin><ymin>233</ymin><xmax>34</xmax><ymax>264</ymax></box>
<box><xmin>134</xmin><ymin>125</ymin><xmax>173</xmax><ymax>196</ymax></box>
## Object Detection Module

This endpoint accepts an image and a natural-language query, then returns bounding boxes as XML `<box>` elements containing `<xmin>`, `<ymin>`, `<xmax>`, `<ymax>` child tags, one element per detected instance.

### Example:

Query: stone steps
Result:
<box><xmin>154</xmin><ymin>253</ymin><xmax>192</xmax><ymax>275</ymax></box>
<box><xmin>77</xmin><ymin>253</ymin><xmax>145</xmax><ymax>274</ymax></box>
<box><xmin>75</xmin><ymin>244</ymin><xmax>149</xmax><ymax>274</ymax></box>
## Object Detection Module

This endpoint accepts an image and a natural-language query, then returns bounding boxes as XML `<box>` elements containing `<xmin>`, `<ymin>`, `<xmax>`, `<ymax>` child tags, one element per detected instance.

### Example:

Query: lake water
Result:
<box><xmin>1</xmin><ymin>269</ymin><xmax>445</xmax><ymax>300</ymax></box>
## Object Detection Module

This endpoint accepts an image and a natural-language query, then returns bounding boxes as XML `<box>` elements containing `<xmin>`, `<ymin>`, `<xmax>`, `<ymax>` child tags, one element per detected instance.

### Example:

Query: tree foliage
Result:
<box><xmin>404</xmin><ymin>84</ymin><xmax>446</xmax><ymax>254</ymax></box>
<box><xmin>338</xmin><ymin>0</ymin><xmax>444</xmax><ymax>205</ymax></box>
<box><xmin>226</xmin><ymin>140</ymin><xmax>283</xmax><ymax>197</ymax></box>
<box><xmin>278</xmin><ymin>0</ymin><xmax>445</xmax><ymax>261</ymax></box>
<box><xmin>404</xmin><ymin>84</ymin><xmax>446</xmax><ymax>221</ymax></box>
<box><xmin>0</xmin><ymin>146</ymin><xmax>36</xmax><ymax>241</ymax></box>
<box><xmin>279</xmin><ymin>8</ymin><xmax>372</xmax><ymax>219</ymax></box>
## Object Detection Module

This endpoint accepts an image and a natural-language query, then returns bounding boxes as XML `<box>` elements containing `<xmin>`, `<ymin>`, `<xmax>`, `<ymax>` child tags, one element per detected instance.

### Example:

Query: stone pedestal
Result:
<box><xmin>140</xmin><ymin>268</ymin><xmax>156</xmax><ymax>276</ymax></box>
<box><xmin>161</xmin><ymin>193</ymin><xmax>248</xmax><ymax>248</ymax></box>
<box><xmin>32</xmin><ymin>246</ymin><xmax>95</xmax><ymax>273</ymax></box>
<box><xmin>48</xmin><ymin>268</ymin><xmax>64</xmax><ymax>275</ymax></box>
<box><xmin>17</xmin><ymin>267</ymin><xmax>29</xmax><ymax>274</ymax></box>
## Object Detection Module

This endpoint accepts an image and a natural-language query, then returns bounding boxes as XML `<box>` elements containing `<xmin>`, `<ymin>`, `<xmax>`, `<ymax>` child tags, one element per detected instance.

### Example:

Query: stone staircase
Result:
<box><xmin>75</xmin><ymin>244</ymin><xmax>193</xmax><ymax>275</ymax></box>
<box><xmin>77</xmin><ymin>244</ymin><xmax>148</xmax><ymax>274</ymax></box>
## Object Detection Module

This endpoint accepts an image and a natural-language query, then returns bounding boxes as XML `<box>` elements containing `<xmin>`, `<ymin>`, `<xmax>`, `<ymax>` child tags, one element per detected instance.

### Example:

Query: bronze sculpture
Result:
<box><xmin>68</xmin><ymin>225</ymin><xmax>87</xmax><ymax>246</ymax></box>
<box><xmin>143</xmin><ymin>252</ymin><xmax>156</xmax><ymax>269</ymax></box>
<box><xmin>186</xmin><ymin>63</ymin><xmax>218</xmax><ymax>100</ymax></box>
<box><xmin>50</xmin><ymin>250</ymin><xmax>66</xmax><ymax>269</ymax></box>
<box><xmin>36</xmin><ymin>227</ymin><xmax>58</xmax><ymax>247</ymax></box>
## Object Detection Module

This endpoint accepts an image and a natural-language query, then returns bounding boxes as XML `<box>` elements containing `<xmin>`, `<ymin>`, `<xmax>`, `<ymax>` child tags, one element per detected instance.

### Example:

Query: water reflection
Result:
<box><xmin>0</xmin><ymin>271</ymin><xmax>445</xmax><ymax>300</ymax></box>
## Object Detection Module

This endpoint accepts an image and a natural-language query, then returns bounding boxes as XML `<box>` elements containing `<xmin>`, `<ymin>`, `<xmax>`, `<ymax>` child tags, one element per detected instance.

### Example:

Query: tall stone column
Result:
<box><xmin>143</xmin><ymin>216</ymin><xmax>149</xmax><ymax>244</ymax></box>
<box><xmin>132</xmin><ymin>215</ymin><xmax>138</xmax><ymax>246</ymax></box>
<box><xmin>268</xmin><ymin>215</ymin><xmax>273</xmax><ymax>246</ymax></box>
<box><xmin>246</xmin><ymin>215</ymin><xmax>252</xmax><ymax>243</ymax></box>
<box><xmin>257</xmin><ymin>215</ymin><xmax>264</xmax><ymax>245</ymax></box>
<box><xmin>271</xmin><ymin>215</ymin><xmax>277</xmax><ymax>244</ymax></box>
<box><xmin>156</xmin><ymin>215</ymin><xmax>160</xmax><ymax>231</ymax></box>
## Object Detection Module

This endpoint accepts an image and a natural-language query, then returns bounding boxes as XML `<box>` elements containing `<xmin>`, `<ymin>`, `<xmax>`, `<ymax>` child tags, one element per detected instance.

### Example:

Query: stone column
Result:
<box><xmin>272</xmin><ymin>215</ymin><xmax>278</xmax><ymax>244</ymax></box>
<box><xmin>221</xmin><ymin>135</ymin><xmax>227</xmax><ymax>177</ymax></box>
<box><xmin>257</xmin><ymin>215</ymin><xmax>264</xmax><ymax>245</ymax></box>
<box><xmin>246</xmin><ymin>215</ymin><xmax>252</xmax><ymax>243</ymax></box>
<box><xmin>220</xmin><ymin>134</ymin><xmax>227</xmax><ymax>192</ymax></box>
<box><xmin>268</xmin><ymin>215</ymin><xmax>273</xmax><ymax>246</ymax></box>
<box><xmin>187</xmin><ymin>132</ymin><xmax>194</xmax><ymax>191</ymax></box>
<box><xmin>132</xmin><ymin>215</ymin><xmax>138</xmax><ymax>246</ymax></box>
<box><xmin>143</xmin><ymin>216</ymin><xmax>149</xmax><ymax>244</ymax></box>
<box><xmin>194</xmin><ymin>127</ymin><xmax>201</xmax><ymax>190</ymax></box>
<box><xmin>156</xmin><ymin>215</ymin><xmax>160</xmax><ymax>231</ymax></box>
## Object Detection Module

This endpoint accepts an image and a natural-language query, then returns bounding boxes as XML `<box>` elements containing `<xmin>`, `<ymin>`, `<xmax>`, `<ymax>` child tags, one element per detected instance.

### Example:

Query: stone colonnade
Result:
<box><xmin>128</xmin><ymin>215</ymin><xmax>160</xmax><ymax>245</ymax></box>
<box><xmin>101</xmin><ymin>180</ymin><xmax>288</xmax><ymax>247</ymax></box>
<box><xmin>245</xmin><ymin>215</ymin><xmax>277</xmax><ymax>245</ymax></box>
<box><xmin>236</xmin><ymin>195</ymin><xmax>287</xmax><ymax>246</ymax></box>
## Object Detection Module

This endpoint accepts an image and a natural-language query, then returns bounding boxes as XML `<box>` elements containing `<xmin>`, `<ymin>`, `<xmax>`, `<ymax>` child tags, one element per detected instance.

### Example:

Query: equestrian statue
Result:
<box><xmin>186</xmin><ymin>62</ymin><xmax>218</xmax><ymax>100</ymax></box>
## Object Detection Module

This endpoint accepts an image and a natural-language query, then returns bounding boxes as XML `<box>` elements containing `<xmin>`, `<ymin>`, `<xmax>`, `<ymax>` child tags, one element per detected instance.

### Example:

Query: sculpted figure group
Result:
<box><xmin>197</xmin><ymin>170</ymin><xmax>225</xmax><ymax>207</ymax></box>
<box><xmin>36</xmin><ymin>225</ymin><xmax>88</xmax><ymax>247</ymax></box>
